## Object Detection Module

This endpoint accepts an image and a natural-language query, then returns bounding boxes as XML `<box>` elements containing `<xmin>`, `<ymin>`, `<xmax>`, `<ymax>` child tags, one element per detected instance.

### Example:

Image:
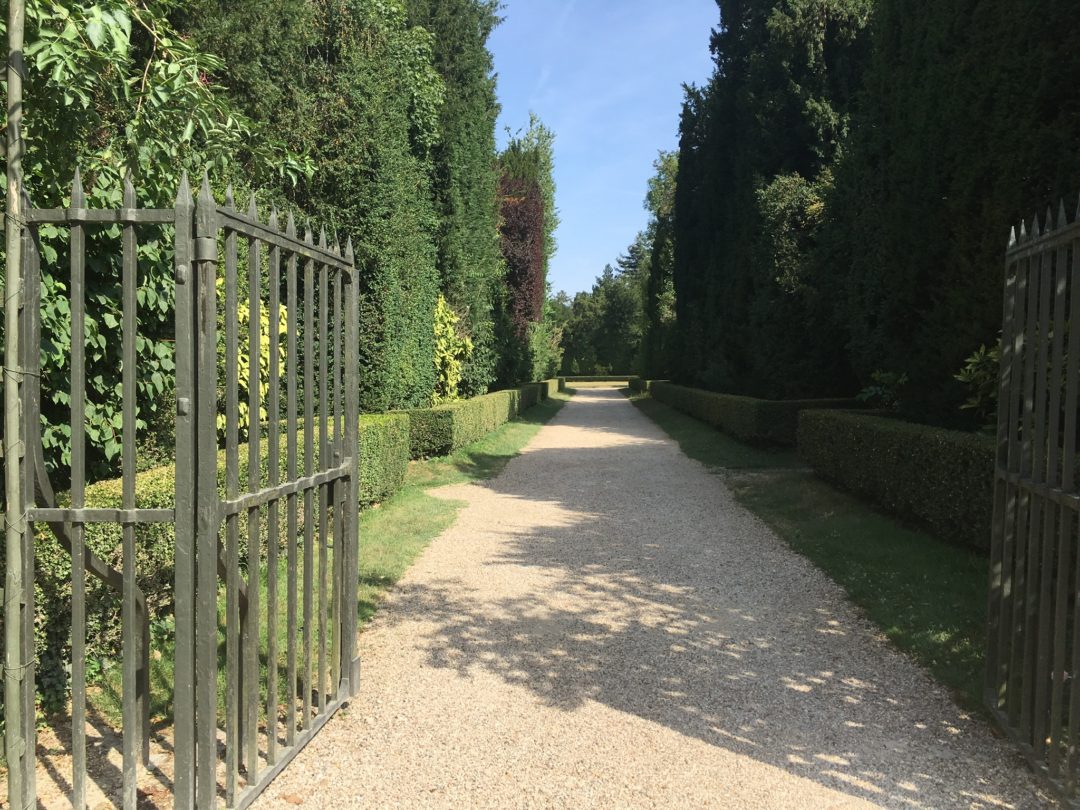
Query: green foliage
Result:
<box><xmin>494</xmin><ymin>116</ymin><xmax>559</xmax><ymax>386</ymax></box>
<box><xmin>821</xmin><ymin>0</ymin><xmax>1080</xmax><ymax>421</ymax></box>
<box><xmin>9</xmin><ymin>409</ymin><xmax>416</xmax><ymax>714</ymax></box>
<box><xmin>559</xmin><ymin>264</ymin><xmax>644</xmax><ymax>375</ymax></box>
<box><xmin>432</xmin><ymin>294</ymin><xmax>474</xmax><ymax>405</ymax></box>
<box><xmin>359</xmin><ymin>413</ymin><xmax>411</xmax><ymax>505</ymax></box>
<box><xmin>671</xmin><ymin>0</ymin><xmax>871</xmax><ymax>398</ymax></box>
<box><xmin>798</xmin><ymin>410</ymin><xmax>995</xmax><ymax>551</ymax></box>
<box><xmin>856</xmin><ymin>370</ymin><xmax>909</xmax><ymax>412</ymax></box>
<box><xmin>404</xmin><ymin>382</ymin><xmax>548</xmax><ymax>459</ymax></box>
<box><xmin>651</xmin><ymin>381</ymin><xmax>855</xmax><ymax>447</ymax></box>
<box><xmin>954</xmin><ymin>343</ymin><xmax>1000</xmax><ymax>431</ymax></box>
<box><xmin>406</xmin><ymin>0</ymin><xmax>504</xmax><ymax>396</ymax></box>
<box><xmin>299</xmin><ymin>0</ymin><xmax>444</xmax><ymax>412</ymax></box>
<box><xmin>641</xmin><ymin>152</ymin><xmax>678</xmax><ymax>377</ymax></box>
<box><xmin>4</xmin><ymin>0</ymin><xmax>310</xmax><ymax>481</ymax></box>
<box><xmin>526</xmin><ymin>293</ymin><xmax>564</xmax><ymax>382</ymax></box>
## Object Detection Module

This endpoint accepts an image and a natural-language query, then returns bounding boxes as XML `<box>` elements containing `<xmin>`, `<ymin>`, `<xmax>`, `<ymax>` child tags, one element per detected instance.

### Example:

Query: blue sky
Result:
<box><xmin>489</xmin><ymin>1</ymin><xmax>718</xmax><ymax>296</ymax></box>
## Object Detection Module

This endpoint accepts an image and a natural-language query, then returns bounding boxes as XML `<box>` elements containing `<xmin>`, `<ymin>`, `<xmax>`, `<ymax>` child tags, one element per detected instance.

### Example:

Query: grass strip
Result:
<box><xmin>630</xmin><ymin>392</ymin><xmax>988</xmax><ymax>713</ymax></box>
<box><xmin>358</xmin><ymin>390</ymin><xmax>569</xmax><ymax>623</ymax></box>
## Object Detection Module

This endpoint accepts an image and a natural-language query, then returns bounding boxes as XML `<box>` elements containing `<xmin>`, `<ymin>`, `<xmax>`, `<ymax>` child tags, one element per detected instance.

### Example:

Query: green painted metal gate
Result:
<box><xmin>3</xmin><ymin>172</ymin><xmax>360</xmax><ymax>809</ymax></box>
<box><xmin>986</xmin><ymin>199</ymin><xmax>1080</xmax><ymax>801</ymax></box>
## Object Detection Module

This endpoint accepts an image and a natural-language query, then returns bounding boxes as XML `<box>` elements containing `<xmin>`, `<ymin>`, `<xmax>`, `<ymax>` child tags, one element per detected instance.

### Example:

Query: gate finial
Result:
<box><xmin>198</xmin><ymin>171</ymin><xmax>213</xmax><ymax>208</ymax></box>
<box><xmin>71</xmin><ymin>168</ymin><xmax>85</xmax><ymax>209</ymax></box>
<box><xmin>176</xmin><ymin>171</ymin><xmax>192</xmax><ymax>208</ymax></box>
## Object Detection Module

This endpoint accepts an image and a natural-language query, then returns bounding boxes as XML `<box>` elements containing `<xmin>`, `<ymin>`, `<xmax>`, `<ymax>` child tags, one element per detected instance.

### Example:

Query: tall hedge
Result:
<box><xmin>671</xmin><ymin>0</ymin><xmax>871</xmax><ymax>400</ymax></box>
<box><xmin>823</xmin><ymin>0</ymin><xmax>1080</xmax><ymax>422</ymax></box>
<box><xmin>406</xmin><ymin>0</ymin><xmax>505</xmax><ymax>397</ymax></box>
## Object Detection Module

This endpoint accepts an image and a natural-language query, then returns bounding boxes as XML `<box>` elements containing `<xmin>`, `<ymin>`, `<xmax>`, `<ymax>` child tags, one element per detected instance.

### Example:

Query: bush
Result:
<box><xmin>24</xmin><ymin>411</ymin><xmax>412</xmax><ymax>713</ymax></box>
<box><xmin>651</xmin><ymin>382</ymin><xmax>854</xmax><ymax>446</ymax></box>
<box><xmin>359</xmin><ymin>413</ymin><xmax>410</xmax><ymax>505</ymax></box>
<box><xmin>798</xmin><ymin>410</ymin><xmax>994</xmax><ymax>551</ymax></box>
<box><xmin>405</xmin><ymin>381</ymin><xmax>547</xmax><ymax>458</ymax></box>
<box><xmin>541</xmin><ymin>378</ymin><xmax>559</xmax><ymax>398</ymax></box>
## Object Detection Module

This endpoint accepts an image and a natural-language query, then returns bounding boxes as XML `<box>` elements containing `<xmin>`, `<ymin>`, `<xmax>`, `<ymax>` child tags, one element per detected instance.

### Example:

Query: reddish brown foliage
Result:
<box><xmin>498</xmin><ymin>173</ymin><xmax>545</xmax><ymax>336</ymax></box>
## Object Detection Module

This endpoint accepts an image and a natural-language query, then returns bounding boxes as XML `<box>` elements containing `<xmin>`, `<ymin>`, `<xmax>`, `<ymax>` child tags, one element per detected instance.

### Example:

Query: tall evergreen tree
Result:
<box><xmin>406</xmin><ymin>0</ymin><xmax>505</xmax><ymax>395</ymax></box>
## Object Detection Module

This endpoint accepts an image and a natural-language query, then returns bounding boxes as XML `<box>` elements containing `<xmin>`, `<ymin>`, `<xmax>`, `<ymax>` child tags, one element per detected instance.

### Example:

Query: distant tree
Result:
<box><xmin>495</xmin><ymin>116</ymin><xmax>559</xmax><ymax>384</ymax></box>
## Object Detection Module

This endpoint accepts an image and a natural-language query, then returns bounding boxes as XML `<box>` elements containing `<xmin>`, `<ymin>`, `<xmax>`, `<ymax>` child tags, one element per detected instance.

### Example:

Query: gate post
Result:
<box><xmin>341</xmin><ymin>239</ymin><xmax>360</xmax><ymax>697</ymax></box>
<box><xmin>172</xmin><ymin>174</ymin><xmax>198</xmax><ymax>809</ymax></box>
<box><xmin>4</xmin><ymin>0</ymin><xmax>32</xmax><ymax>805</ymax></box>
<box><xmin>192</xmin><ymin>174</ymin><xmax>221</xmax><ymax>807</ymax></box>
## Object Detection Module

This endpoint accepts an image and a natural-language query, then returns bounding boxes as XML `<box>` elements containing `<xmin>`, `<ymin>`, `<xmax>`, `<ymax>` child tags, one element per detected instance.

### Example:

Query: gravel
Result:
<box><xmin>253</xmin><ymin>386</ymin><xmax>1051</xmax><ymax>809</ymax></box>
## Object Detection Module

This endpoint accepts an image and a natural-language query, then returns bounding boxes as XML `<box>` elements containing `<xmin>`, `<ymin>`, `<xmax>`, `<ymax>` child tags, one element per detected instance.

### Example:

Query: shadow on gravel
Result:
<box><xmin>383</xmin><ymin>388</ymin><xmax>1033</xmax><ymax>809</ymax></box>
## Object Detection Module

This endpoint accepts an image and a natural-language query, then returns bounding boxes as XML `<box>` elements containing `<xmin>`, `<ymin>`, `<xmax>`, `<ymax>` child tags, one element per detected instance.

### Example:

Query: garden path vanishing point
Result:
<box><xmin>255</xmin><ymin>386</ymin><xmax>1050</xmax><ymax>809</ymax></box>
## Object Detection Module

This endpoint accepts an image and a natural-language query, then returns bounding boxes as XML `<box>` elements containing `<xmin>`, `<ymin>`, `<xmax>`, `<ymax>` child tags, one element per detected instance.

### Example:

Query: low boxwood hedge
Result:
<box><xmin>798</xmin><ymin>410</ymin><xmax>994</xmax><ymax>551</ymax></box>
<box><xmin>404</xmin><ymin>381</ymin><xmax>549</xmax><ymax>458</ymax></box>
<box><xmin>22</xmin><ymin>410</ymin><xmax>412</xmax><ymax>712</ymax></box>
<box><xmin>650</xmin><ymin>382</ymin><xmax>854</xmax><ymax>446</ymax></box>
<box><xmin>629</xmin><ymin>378</ymin><xmax>665</xmax><ymax>394</ymax></box>
<box><xmin>562</xmin><ymin>375</ymin><xmax>640</xmax><ymax>383</ymax></box>
<box><xmin>17</xmin><ymin>383</ymin><xmax>549</xmax><ymax>712</ymax></box>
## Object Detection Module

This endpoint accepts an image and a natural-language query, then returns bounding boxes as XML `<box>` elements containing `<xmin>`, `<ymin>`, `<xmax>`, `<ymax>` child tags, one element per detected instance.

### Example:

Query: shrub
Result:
<box><xmin>405</xmin><ymin>382</ymin><xmax>546</xmax><ymax>458</ymax></box>
<box><xmin>651</xmin><ymin>382</ymin><xmax>854</xmax><ymax>446</ymax></box>
<box><xmin>542</xmin><ymin>378</ymin><xmax>559</xmax><ymax>398</ymax></box>
<box><xmin>359</xmin><ymin>413</ymin><xmax>410</xmax><ymax>505</ymax></box>
<box><xmin>24</xmin><ymin>411</ymin><xmax>411</xmax><ymax>713</ymax></box>
<box><xmin>798</xmin><ymin>410</ymin><xmax>994</xmax><ymax>551</ymax></box>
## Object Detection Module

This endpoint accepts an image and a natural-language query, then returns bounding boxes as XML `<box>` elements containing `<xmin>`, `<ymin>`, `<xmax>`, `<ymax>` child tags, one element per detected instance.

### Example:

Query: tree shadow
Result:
<box><xmin>378</xmin><ymin>387</ymin><xmax>1043</xmax><ymax>808</ymax></box>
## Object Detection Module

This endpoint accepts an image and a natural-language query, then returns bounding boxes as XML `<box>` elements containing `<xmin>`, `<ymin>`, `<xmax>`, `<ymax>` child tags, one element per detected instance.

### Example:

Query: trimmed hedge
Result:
<box><xmin>23</xmin><ymin>410</ymin><xmax>411</xmax><ymax>710</ymax></box>
<box><xmin>562</xmin><ymin>375</ymin><xmax>640</xmax><ymax>383</ymax></box>
<box><xmin>798</xmin><ymin>410</ymin><xmax>994</xmax><ymax>551</ymax></box>
<box><xmin>359</xmin><ymin>413</ymin><xmax>410</xmax><ymax>505</ymax></box>
<box><xmin>542</xmin><ymin>378</ymin><xmax>559</xmax><ymax>398</ymax></box>
<box><xmin>651</xmin><ymin>382</ymin><xmax>855</xmax><ymax>446</ymax></box>
<box><xmin>404</xmin><ymin>381</ymin><xmax>549</xmax><ymax>458</ymax></box>
<box><xmin>629</xmin><ymin>378</ymin><xmax>666</xmax><ymax>394</ymax></box>
<box><xmin>20</xmin><ymin>383</ymin><xmax>550</xmax><ymax>711</ymax></box>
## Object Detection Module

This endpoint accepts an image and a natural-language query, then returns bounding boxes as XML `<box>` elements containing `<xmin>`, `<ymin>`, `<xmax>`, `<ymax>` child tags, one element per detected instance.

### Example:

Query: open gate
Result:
<box><xmin>987</xmin><ymin>199</ymin><xmax>1080</xmax><ymax>800</ymax></box>
<box><xmin>3</xmin><ymin>172</ymin><xmax>360</xmax><ymax>809</ymax></box>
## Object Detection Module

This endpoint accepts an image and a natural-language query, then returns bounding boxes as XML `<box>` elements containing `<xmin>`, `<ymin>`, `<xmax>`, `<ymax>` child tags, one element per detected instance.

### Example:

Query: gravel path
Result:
<box><xmin>254</xmin><ymin>386</ymin><xmax>1050</xmax><ymax>809</ymax></box>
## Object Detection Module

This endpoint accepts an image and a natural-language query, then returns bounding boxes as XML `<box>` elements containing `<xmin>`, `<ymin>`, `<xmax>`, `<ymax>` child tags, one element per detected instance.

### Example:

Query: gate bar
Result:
<box><xmin>4</xmin><ymin>0</ymin><xmax>29</xmax><ymax>804</ymax></box>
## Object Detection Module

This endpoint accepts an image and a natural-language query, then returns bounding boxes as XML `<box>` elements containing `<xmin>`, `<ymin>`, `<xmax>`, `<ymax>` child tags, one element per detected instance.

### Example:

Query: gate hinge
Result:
<box><xmin>194</xmin><ymin>237</ymin><xmax>217</xmax><ymax>262</ymax></box>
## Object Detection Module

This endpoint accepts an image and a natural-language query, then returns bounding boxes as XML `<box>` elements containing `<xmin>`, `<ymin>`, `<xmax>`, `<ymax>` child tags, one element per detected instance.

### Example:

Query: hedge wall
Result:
<box><xmin>562</xmin><ymin>375</ymin><xmax>640</xmax><ymax>383</ymax></box>
<box><xmin>405</xmin><ymin>380</ymin><xmax>551</xmax><ymax>458</ymax></box>
<box><xmin>798</xmin><ymin>410</ymin><xmax>994</xmax><ymax>551</ymax></box>
<box><xmin>359</xmin><ymin>413</ymin><xmax>411</xmax><ymax>505</ymax></box>
<box><xmin>650</xmin><ymin>382</ymin><xmax>855</xmax><ymax>446</ymax></box>
<box><xmin>629</xmin><ymin>378</ymin><xmax>666</xmax><ymax>394</ymax></box>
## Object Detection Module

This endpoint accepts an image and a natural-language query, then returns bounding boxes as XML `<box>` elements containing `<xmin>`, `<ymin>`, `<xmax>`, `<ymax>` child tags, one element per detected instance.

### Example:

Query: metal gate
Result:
<box><xmin>3</xmin><ymin>172</ymin><xmax>360</xmax><ymax>809</ymax></box>
<box><xmin>986</xmin><ymin>200</ymin><xmax>1080</xmax><ymax>799</ymax></box>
